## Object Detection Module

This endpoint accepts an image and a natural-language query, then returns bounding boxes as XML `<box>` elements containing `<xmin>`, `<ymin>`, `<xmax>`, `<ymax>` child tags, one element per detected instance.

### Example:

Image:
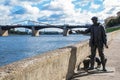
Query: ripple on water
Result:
<box><xmin>0</xmin><ymin>34</ymin><xmax>89</xmax><ymax>66</ymax></box>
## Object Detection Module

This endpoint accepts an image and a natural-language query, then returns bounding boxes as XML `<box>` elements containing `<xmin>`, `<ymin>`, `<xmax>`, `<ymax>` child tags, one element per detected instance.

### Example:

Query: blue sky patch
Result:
<box><xmin>11</xmin><ymin>6</ymin><xmax>26</xmax><ymax>15</ymax></box>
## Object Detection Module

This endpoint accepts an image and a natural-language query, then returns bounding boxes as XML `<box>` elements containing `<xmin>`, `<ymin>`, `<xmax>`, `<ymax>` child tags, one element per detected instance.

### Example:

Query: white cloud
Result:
<box><xmin>9</xmin><ymin>0</ymin><xmax>43</xmax><ymax>6</ymax></box>
<box><xmin>1</xmin><ymin>0</ymin><xmax>120</xmax><ymax>25</ymax></box>
<box><xmin>0</xmin><ymin>0</ymin><xmax>41</xmax><ymax>24</ymax></box>
<box><xmin>23</xmin><ymin>3</ymin><xmax>39</xmax><ymax>14</ymax></box>
<box><xmin>0</xmin><ymin>5</ymin><xmax>11</xmax><ymax>15</ymax></box>
<box><xmin>47</xmin><ymin>0</ymin><xmax>94</xmax><ymax>25</ymax></box>
<box><xmin>73</xmin><ymin>0</ymin><xmax>91</xmax><ymax>7</ymax></box>
<box><xmin>100</xmin><ymin>0</ymin><xmax>120</xmax><ymax>19</ymax></box>
<box><xmin>90</xmin><ymin>2</ymin><xmax>100</xmax><ymax>9</ymax></box>
<box><xmin>0</xmin><ymin>0</ymin><xmax>95</xmax><ymax>25</ymax></box>
<box><xmin>103</xmin><ymin>0</ymin><xmax>120</xmax><ymax>7</ymax></box>
<box><xmin>0</xmin><ymin>4</ymin><xmax>12</xmax><ymax>25</ymax></box>
<box><xmin>49</xmin><ymin>0</ymin><xmax>75</xmax><ymax>15</ymax></box>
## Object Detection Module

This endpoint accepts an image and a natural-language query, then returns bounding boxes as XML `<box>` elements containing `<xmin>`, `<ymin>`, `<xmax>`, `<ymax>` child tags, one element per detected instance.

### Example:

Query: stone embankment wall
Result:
<box><xmin>0</xmin><ymin>30</ymin><xmax>120</xmax><ymax>80</ymax></box>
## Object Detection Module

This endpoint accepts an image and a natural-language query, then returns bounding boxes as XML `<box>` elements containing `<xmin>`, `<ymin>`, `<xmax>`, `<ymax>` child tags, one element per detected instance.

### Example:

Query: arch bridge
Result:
<box><xmin>0</xmin><ymin>20</ymin><xmax>89</xmax><ymax>36</ymax></box>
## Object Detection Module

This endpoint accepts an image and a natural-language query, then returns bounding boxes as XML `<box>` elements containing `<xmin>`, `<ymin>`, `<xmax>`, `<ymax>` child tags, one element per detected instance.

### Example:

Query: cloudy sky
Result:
<box><xmin>0</xmin><ymin>0</ymin><xmax>120</xmax><ymax>25</ymax></box>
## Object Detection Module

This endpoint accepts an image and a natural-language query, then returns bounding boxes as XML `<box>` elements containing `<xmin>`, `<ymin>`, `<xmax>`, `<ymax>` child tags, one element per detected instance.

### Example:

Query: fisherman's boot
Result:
<box><xmin>95</xmin><ymin>57</ymin><xmax>101</xmax><ymax>69</ymax></box>
<box><xmin>102</xmin><ymin>58</ymin><xmax>107</xmax><ymax>71</ymax></box>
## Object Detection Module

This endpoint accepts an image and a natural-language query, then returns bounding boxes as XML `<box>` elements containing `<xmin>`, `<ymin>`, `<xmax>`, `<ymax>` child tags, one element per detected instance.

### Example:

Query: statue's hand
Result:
<box><xmin>105</xmin><ymin>44</ymin><xmax>108</xmax><ymax>48</ymax></box>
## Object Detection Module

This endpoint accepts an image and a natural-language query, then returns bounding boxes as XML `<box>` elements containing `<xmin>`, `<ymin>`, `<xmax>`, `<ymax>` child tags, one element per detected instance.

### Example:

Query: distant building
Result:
<box><xmin>117</xmin><ymin>11</ymin><xmax>120</xmax><ymax>17</ymax></box>
<box><xmin>104</xmin><ymin>16</ymin><xmax>116</xmax><ymax>25</ymax></box>
<box><xmin>105</xmin><ymin>11</ymin><xmax>120</xmax><ymax>24</ymax></box>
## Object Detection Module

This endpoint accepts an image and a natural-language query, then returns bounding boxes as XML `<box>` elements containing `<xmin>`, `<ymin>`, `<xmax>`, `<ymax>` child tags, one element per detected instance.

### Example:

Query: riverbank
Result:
<box><xmin>71</xmin><ymin>30</ymin><xmax>120</xmax><ymax>80</ymax></box>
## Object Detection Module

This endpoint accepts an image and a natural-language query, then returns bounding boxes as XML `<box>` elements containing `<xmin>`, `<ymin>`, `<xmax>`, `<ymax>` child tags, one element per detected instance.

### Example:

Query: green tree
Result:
<box><xmin>116</xmin><ymin>16</ymin><xmax>120</xmax><ymax>24</ymax></box>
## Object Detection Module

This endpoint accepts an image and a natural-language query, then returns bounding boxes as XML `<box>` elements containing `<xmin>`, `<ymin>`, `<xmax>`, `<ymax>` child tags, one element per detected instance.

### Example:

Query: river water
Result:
<box><xmin>0</xmin><ymin>34</ymin><xmax>89</xmax><ymax>66</ymax></box>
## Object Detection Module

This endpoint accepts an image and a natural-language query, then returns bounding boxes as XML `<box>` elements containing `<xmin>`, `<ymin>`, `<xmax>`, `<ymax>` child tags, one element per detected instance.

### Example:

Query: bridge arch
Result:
<box><xmin>39</xmin><ymin>28</ymin><xmax>63</xmax><ymax>34</ymax></box>
<box><xmin>39</xmin><ymin>27</ymin><xmax>63</xmax><ymax>31</ymax></box>
<box><xmin>9</xmin><ymin>27</ymin><xmax>32</xmax><ymax>34</ymax></box>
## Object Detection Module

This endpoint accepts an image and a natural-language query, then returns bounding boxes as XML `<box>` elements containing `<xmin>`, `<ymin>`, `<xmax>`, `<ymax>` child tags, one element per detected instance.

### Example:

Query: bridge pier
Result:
<box><xmin>63</xmin><ymin>28</ymin><xmax>70</xmax><ymax>36</ymax></box>
<box><xmin>0</xmin><ymin>29</ymin><xmax>8</xmax><ymax>36</ymax></box>
<box><xmin>32</xmin><ymin>27</ymin><xmax>39</xmax><ymax>36</ymax></box>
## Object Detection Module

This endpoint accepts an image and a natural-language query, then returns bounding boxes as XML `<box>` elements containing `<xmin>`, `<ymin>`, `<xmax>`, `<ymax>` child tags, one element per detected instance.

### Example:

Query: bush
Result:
<box><xmin>106</xmin><ymin>26</ymin><xmax>120</xmax><ymax>33</ymax></box>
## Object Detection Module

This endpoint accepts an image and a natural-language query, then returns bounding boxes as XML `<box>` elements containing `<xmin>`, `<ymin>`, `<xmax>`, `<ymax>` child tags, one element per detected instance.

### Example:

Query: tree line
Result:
<box><xmin>105</xmin><ymin>11</ymin><xmax>120</xmax><ymax>27</ymax></box>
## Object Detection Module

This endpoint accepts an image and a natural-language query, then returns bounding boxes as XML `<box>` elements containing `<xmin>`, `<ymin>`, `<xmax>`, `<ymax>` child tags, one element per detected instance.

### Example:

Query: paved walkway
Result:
<box><xmin>72</xmin><ymin>31</ymin><xmax>120</xmax><ymax>80</ymax></box>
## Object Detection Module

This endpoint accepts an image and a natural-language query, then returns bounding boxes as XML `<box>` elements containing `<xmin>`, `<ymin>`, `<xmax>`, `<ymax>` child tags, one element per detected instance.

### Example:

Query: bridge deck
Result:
<box><xmin>0</xmin><ymin>25</ymin><xmax>88</xmax><ymax>30</ymax></box>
